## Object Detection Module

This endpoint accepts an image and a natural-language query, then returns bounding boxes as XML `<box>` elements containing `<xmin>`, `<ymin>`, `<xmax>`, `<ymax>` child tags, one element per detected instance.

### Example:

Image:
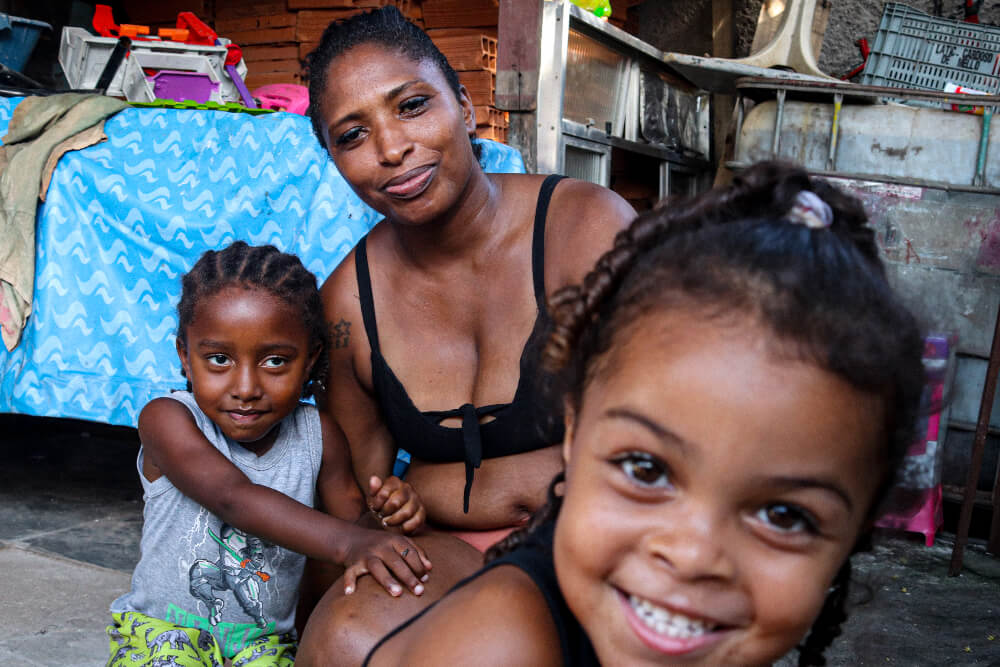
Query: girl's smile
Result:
<box><xmin>176</xmin><ymin>286</ymin><xmax>318</xmax><ymax>453</ymax></box>
<box><xmin>555</xmin><ymin>310</ymin><xmax>886</xmax><ymax>665</ymax></box>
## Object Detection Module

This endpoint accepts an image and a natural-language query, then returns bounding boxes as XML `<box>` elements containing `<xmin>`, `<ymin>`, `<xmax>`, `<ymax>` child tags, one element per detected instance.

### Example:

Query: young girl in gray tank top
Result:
<box><xmin>106</xmin><ymin>242</ymin><xmax>432</xmax><ymax>666</ymax></box>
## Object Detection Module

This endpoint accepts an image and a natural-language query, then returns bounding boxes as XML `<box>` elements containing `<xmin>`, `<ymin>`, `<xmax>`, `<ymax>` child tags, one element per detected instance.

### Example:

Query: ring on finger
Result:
<box><xmin>401</xmin><ymin>548</ymin><xmax>410</xmax><ymax>558</ymax></box>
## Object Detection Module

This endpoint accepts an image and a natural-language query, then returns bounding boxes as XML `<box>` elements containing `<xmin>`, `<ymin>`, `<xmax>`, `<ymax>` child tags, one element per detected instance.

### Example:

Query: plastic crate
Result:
<box><xmin>861</xmin><ymin>3</ymin><xmax>1000</xmax><ymax>94</ymax></box>
<box><xmin>0</xmin><ymin>13</ymin><xmax>51</xmax><ymax>72</ymax></box>
<box><xmin>58</xmin><ymin>26</ymin><xmax>247</xmax><ymax>101</ymax></box>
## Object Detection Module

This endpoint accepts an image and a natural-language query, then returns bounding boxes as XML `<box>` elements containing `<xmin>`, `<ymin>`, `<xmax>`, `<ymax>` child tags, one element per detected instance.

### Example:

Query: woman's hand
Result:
<box><xmin>342</xmin><ymin>528</ymin><xmax>432</xmax><ymax>597</ymax></box>
<box><xmin>367</xmin><ymin>475</ymin><xmax>427</xmax><ymax>534</ymax></box>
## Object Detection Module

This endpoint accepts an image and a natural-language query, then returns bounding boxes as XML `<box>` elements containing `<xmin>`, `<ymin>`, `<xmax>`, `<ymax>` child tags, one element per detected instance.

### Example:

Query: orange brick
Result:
<box><xmin>224</xmin><ymin>26</ymin><xmax>298</xmax><ymax>45</ymax></box>
<box><xmin>215</xmin><ymin>1</ymin><xmax>289</xmax><ymax>20</ymax></box>
<box><xmin>458</xmin><ymin>69</ymin><xmax>495</xmax><ymax>106</ymax></box>
<box><xmin>296</xmin><ymin>9</ymin><xmax>367</xmax><ymax>42</ymax></box>
<box><xmin>288</xmin><ymin>0</ymin><xmax>390</xmax><ymax>7</ymax></box>
<box><xmin>246</xmin><ymin>71</ymin><xmax>304</xmax><ymax>89</ymax></box>
<box><xmin>299</xmin><ymin>41</ymin><xmax>321</xmax><ymax>60</ymax></box>
<box><xmin>242</xmin><ymin>45</ymin><xmax>301</xmax><ymax>62</ymax></box>
<box><xmin>216</xmin><ymin>13</ymin><xmax>296</xmax><ymax>34</ymax></box>
<box><xmin>246</xmin><ymin>58</ymin><xmax>303</xmax><ymax>74</ymax></box>
<box><xmin>422</xmin><ymin>0</ymin><xmax>499</xmax><ymax>29</ymax></box>
<box><xmin>432</xmin><ymin>33</ymin><xmax>496</xmax><ymax>72</ymax></box>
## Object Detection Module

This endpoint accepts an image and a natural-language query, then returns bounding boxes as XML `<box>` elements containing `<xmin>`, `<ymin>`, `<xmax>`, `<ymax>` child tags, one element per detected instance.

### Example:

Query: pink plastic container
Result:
<box><xmin>252</xmin><ymin>83</ymin><xmax>309</xmax><ymax>115</ymax></box>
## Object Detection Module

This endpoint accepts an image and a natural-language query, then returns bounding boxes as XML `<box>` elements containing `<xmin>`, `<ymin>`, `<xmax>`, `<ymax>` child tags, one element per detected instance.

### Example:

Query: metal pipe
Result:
<box><xmin>949</xmin><ymin>301</ymin><xmax>1000</xmax><ymax>575</ymax></box>
<box><xmin>772</xmin><ymin>88</ymin><xmax>786</xmax><ymax>156</ymax></box>
<box><xmin>827</xmin><ymin>92</ymin><xmax>842</xmax><ymax>171</ymax></box>
<box><xmin>975</xmin><ymin>108</ymin><xmax>992</xmax><ymax>187</ymax></box>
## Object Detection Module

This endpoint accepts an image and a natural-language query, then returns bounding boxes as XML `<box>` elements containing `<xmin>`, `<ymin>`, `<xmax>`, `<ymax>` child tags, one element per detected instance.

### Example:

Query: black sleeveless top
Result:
<box><xmin>355</xmin><ymin>175</ymin><xmax>567</xmax><ymax>513</ymax></box>
<box><xmin>363</xmin><ymin>519</ymin><xmax>600</xmax><ymax>667</ymax></box>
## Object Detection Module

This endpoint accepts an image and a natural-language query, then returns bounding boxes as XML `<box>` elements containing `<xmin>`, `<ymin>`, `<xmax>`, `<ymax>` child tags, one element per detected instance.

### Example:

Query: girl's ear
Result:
<box><xmin>307</xmin><ymin>343</ymin><xmax>322</xmax><ymax>374</ymax></box>
<box><xmin>561</xmin><ymin>398</ymin><xmax>577</xmax><ymax>467</ymax></box>
<box><xmin>175</xmin><ymin>337</ymin><xmax>191</xmax><ymax>378</ymax></box>
<box><xmin>459</xmin><ymin>84</ymin><xmax>476</xmax><ymax>135</ymax></box>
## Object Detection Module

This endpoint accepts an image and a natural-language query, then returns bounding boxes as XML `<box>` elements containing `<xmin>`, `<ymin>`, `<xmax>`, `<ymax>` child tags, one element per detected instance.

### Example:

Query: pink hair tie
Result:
<box><xmin>788</xmin><ymin>190</ymin><xmax>833</xmax><ymax>229</ymax></box>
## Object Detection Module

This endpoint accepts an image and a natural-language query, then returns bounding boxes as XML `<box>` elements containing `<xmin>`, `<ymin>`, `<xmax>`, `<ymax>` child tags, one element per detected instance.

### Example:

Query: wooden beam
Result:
<box><xmin>496</xmin><ymin>0</ymin><xmax>541</xmax><ymax>112</ymax></box>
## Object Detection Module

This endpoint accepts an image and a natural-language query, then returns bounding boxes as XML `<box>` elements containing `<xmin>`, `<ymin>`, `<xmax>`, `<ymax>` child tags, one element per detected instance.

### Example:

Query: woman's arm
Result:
<box><xmin>365</xmin><ymin>565</ymin><xmax>563</xmax><ymax>667</ymax></box>
<box><xmin>319</xmin><ymin>251</ymin><xmax>398</xmax><ymax>487</ymax></box>
<box><xmin>138</xmin><ymin>397</ymin><xmax>428</xmax><ymax>595</ymax></box>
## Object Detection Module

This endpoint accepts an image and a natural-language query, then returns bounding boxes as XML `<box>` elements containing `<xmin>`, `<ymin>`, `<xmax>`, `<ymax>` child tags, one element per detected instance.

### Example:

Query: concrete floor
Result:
<box><xmin>3</xmin><ymin>413</ymin><xmax>1000</xmax><ymax>666</ymax></box>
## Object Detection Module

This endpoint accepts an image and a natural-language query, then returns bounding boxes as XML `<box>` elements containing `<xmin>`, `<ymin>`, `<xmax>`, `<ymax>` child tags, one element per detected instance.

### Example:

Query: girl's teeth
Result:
<box><xmin>628</xmin><ymin>594</ymin><xmax>716</xmax><ymax>638</ymax></box>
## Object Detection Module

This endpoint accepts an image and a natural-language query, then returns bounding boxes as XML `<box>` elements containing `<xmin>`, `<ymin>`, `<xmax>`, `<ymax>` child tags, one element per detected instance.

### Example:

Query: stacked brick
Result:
<box><xmin>213</xmin><ymin>0</ymin><xmax>423</xmax><ymax>90</ymax></box>
<box><xmin>120</xmin><ymin>0</ymin><xmax>642</xmax><ymax>146</ymax></box>
<box><xmin>419</xmin><ymin>0</ymin><xmax>503</xmax><ymax>142</ymax></box>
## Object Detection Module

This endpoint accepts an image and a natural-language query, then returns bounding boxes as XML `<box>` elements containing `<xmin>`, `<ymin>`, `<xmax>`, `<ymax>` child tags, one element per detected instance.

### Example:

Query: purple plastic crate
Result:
<box><xmin>151</xmin><ymin>70</ymin><xmax>218</xmax><ymax>103</ymax></box>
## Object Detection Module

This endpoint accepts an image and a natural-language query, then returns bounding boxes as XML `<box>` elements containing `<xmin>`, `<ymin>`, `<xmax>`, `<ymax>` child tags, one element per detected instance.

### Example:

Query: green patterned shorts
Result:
<box><xmin>106</xmin><ymin>611</ymin><xmax>296</xmax><ymax>666</ymax></box>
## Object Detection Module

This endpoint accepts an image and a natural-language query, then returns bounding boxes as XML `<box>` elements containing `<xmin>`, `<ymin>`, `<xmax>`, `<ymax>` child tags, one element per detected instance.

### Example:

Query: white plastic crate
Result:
<box><xmin>120</xmin><ymin>51</ymin><xmax>227</xmax><ymax>104</ymax></box>
<box><xmin>861</xmin><ymin>3</ymin><xmax>1000</xmax><ymax>94</ymax></box>
<box><xmin>58</xmin><ymin>26</ymin><xmax>248</xmax><ymax>101</ymax></box>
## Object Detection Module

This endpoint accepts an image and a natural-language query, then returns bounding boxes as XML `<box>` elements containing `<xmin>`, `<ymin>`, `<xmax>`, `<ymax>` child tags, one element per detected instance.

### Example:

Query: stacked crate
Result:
<box><xmin>422</xmin><ymin>0</ymin><xmax>505</xmax><ymax>143</ymax></box>
<box><xmin>121</xmin><ymin>0</ymin><xmax>642</xmax><ymax>144</ymax></box>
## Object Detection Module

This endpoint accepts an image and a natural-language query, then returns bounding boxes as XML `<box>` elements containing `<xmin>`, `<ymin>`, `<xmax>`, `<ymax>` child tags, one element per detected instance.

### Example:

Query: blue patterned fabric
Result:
<box><xmin>0</xmin><ymin>97</ymin><xmax>526</xmax><ymax>427</ymax></box>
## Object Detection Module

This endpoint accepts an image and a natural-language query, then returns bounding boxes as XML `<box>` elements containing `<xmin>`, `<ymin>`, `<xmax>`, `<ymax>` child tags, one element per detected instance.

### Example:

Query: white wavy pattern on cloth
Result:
<box><xmin>0</xmin><ymin>98</ymin><xmax>526</xmax><ymax>427</ymax></box>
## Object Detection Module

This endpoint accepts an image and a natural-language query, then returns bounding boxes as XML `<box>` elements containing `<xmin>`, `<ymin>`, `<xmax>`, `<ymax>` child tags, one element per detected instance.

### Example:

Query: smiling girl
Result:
<box><xmin>106</xmin><ymin>242</ymin><xmax>431</xmax><ymax>667</ymax></box>
<box><xmin>362</xmin><ymin>161</ymin><xmax>926</xmax><ymax>666</ymax></box>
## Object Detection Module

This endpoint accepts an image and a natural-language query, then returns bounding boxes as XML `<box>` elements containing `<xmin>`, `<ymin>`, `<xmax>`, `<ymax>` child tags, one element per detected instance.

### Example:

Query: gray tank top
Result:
<box><xmin>111</xmin><ymin>391</ymin><xmax>323</xmax><ymax>657</ymax></box>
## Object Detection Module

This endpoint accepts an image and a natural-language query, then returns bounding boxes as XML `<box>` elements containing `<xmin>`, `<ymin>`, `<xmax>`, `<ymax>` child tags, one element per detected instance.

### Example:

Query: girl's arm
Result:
<box><xmin>315</xmin><ymin>411</ymin><xmax>432</xmax><ymax>594</ymax></box>
<box><xmin>138</xmin><ymin>397</ymin><xmax>428</xmax><ymax>596</ymax></box>
<box><xmin>365</xmin><ymin>565</ymin><xmax>563</xmax><ymax>666</ymax></box>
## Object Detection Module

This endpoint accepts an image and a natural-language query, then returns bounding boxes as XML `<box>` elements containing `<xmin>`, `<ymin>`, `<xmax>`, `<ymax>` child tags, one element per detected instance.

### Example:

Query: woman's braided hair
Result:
<box><xmin>493</xmin><ymin>161</ymin><xmax>926</xmax><ymax>666</ymax></box>
<box><xmin>176</xmin><ymin>241</ymin><xmax>329</xmax><ymax>398</ymax></box>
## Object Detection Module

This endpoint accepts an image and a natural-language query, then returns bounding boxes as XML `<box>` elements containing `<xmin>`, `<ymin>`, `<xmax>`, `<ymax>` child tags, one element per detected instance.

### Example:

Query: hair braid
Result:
<box><xmin>797</xmin><ymin>559</ymin><xmax>852</xmax><ymax>666</ymax></box>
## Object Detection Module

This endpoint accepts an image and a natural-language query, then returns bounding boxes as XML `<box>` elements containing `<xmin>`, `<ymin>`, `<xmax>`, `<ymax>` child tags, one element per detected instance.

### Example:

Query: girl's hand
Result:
<box><xmin>342</xmin><ymin>530</ymin><xmax>432</xmax><ymax>597</ymax></box>
<box><xmin>368</xmin><ymin>475</ymin><xmax>427</xmax><ymax>534</ymax></box>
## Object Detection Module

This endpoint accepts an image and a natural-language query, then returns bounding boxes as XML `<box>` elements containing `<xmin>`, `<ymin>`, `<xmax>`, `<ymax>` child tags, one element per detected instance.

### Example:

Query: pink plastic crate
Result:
<box><xmin>252</xmin><ymin>83</ymin><xmax>309</xmax><ymax>115</ymax></box>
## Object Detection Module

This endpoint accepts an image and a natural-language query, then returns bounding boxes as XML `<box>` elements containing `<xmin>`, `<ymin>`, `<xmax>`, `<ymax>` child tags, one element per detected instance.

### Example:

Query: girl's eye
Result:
<box><xmin>613</xmin><ymin>452</ymin><xmax>671</xmax><ymax>488</ymax></box>
<box><xmin>206</xmin><ymin>354</ymin><xmax>229</xmax><ymax>367</ymax></box>
<box><xmin>262</xmin><ymin>357</ymin><xmax>287</xmax><ymax>368</ymax></box>
<box><xmin>399</xmin><ymin>96</ymin><xmax>428</xmax><ymax>115</ymax></box>
<box><xmin>335</xmin><ymin>126</ymin><xmax>364</xmax><ymax>146</ymax></box>
<box><xmin>756</xmin><ymin>503</ymin><xmax>818</xmax><ymax>534</ymax></box>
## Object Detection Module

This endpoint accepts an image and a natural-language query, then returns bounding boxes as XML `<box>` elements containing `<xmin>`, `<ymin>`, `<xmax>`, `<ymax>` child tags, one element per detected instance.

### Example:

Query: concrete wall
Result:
<box><xmin>635</xmin><ymin>1</ymin><xmax>1000</xmax><ymax>79</ymax></box>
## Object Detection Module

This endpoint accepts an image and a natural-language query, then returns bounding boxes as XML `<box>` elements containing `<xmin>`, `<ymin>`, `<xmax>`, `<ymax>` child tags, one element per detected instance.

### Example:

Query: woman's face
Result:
<box><xmin>554</xmin><ymin>312</ymin><xmax>886</xmax><ymax>666</ymax></box>
<box><xmin>317</xmin><ymin>43</ymin><xmax>477</xmax><ymax>225</ymax></box>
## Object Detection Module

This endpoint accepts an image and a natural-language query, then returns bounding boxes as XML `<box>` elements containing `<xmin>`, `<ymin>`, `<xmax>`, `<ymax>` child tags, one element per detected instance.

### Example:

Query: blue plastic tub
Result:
<box><xmin>0</xmin><ymin>13</ymin><xmax>51</xmax><ymax>73</ymax></box>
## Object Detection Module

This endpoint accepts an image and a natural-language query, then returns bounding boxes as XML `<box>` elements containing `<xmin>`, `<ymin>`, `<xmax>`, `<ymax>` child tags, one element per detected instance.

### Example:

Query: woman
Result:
<box><xmin>296</xmin><ymin>8</ymin><xmax>635</xmax><ymax>663</ymax></box>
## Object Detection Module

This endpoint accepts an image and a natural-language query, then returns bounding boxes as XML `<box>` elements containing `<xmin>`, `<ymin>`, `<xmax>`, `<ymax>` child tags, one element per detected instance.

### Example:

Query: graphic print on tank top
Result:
<box><xmin>164</xmin><ymin>513</ymin><xmax>283</xmax><ymax>656</ymax></box>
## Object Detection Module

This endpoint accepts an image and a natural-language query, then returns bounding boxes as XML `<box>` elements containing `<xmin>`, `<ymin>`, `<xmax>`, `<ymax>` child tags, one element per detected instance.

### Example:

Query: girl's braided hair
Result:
<box><xmin>491</xmin><ymin>161</ymin><xmax>926</xmax><ymax>666</ymax></box>
<box><xmin>176</xmin><ymin>241</ymin><xmax>329</xmax><ymax>398</ymax></box>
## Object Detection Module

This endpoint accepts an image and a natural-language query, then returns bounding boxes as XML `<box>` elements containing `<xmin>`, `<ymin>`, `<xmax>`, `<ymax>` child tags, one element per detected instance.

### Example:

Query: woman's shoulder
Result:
<box><xmin>532</xmin><ymin>175</ymin><xmax>637</xmax><ymax>290</ymax></box>
<box><xmin>371</xmin><ymin>563</ymin><xmax>563</xmax><ymax>666</ymax></box>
